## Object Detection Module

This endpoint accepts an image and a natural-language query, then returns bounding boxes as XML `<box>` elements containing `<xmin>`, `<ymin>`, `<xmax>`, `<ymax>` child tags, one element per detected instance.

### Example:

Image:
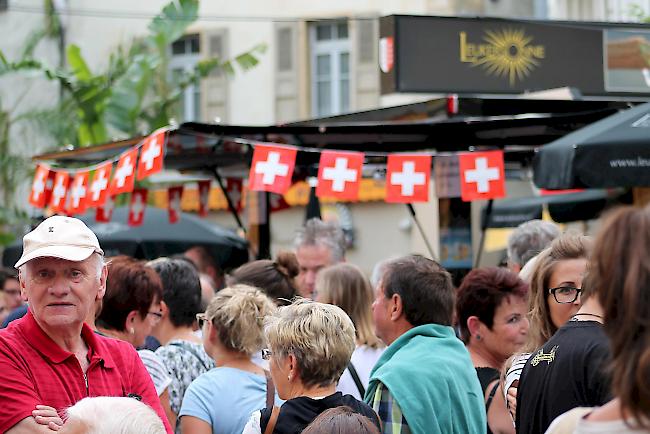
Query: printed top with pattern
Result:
<box><xmin>155</xmin><ymin>339</ymin><xmax>216</xmax><ymax>425</ymax></box>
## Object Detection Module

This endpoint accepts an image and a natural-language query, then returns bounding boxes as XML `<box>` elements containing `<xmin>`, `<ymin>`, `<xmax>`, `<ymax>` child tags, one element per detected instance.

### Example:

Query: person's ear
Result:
<box><xmin>97</xmin><ymin>264</ymin><xmax>108</xmax><ymax>300</ymax></box>
<box><xmin>125</xmin><ymin>310</ymin><xmax>138</xmax><ymax>334</ymax></box>
<box><xmin>19</xmin><ymin>271</ymin><xmax>28</xmax><ymax>301</ymax></box>
<box><xmin>467</xmin><ymin>316</ymin><xmax>483</xmax><ymax>339</ymax></box>
<box><xmin>287</xmin><ymin>353</ymin><xmax>299</xmax><ymax>381</ymax></box>
<box><xmin>160</xmin><ymin>301</ymin><xmax>169</xmax><ymax>318</ymax></box>
<box><xmin>390</xmin><ymin>293</ymin><xmax>403</xmax><ymax>322</ymax></box>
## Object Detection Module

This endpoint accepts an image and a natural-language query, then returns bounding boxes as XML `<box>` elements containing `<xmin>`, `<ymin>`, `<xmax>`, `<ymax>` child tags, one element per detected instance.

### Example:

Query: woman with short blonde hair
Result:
<box><xmin>242</xmin><ymin>300</ymin><xmax>380</xmax><ymax>434</ymax></box>
<box><xmin>179</xmin><ymin>285</ymin><xmax>278</xmax><ymax>434</ymax></box>
<box><xmin>315</xmin><ymin>263</ymin><xmax>384</xmax><ymax>399</ymax></box>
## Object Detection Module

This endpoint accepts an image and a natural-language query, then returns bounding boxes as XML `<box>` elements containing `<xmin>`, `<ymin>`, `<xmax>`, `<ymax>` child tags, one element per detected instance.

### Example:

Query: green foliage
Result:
<box><xmin>8</xmin><ymin>0</ymin><xmax>265</xmax><ymax>145</ymax></box>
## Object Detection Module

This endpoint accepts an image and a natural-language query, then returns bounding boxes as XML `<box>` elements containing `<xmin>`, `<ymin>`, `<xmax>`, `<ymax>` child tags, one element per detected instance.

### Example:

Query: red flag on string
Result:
<box><xmin>109</xmin><ymin>148</ymin><xmax>138</xmax><ymax>195</ymax></box>
<box><xmin>197</xmin><ymin>180</ymin><xmax>211</xmax><ymax>217</ymax></box>
<box><xmin>87</xmin><ymin>162</ymin><xmax>112</xmax><ymax>207</ymax></box>
<box><xmin>316</xmin><ymin>151</ymin><xmax>363</xmax><ymax>200</ymax></box>
<box><xmin>67</xmin><ymin>171</ymin><xmax>90</xmax><ymax>215</ymax></box>
<box><xmin>50</xmin><ymin>171</ymin><xmax>70</xmax><ymax>213</ymax></box>
<box><xmin>29</xmin><ymin>164</ymin><xmax>50</xmax><ymax>208</ymax></box>
<box><xmin>128</xmin><ymin>189</ymin><xmax>148</xmax><ymax>226</ymax></box>
<box><xmin>248</xmin><ymin>145</ymin><xmax>296</xmax><ymax>194</ymax></box>
<box><xmin>168</xmin><ymin>186</ymin><xmax>184</xmax><ymax>224</ymax></box>
<box><xmin>458</xmin><ymin>151</ymin><xmax>506</xmax><ymax>202</ymax></box>
<box><xmin>386</xmin><ymin>154</ymin><xmax>431</xmax><ymax>203</ymax></box>
<box><xmin>137</xmin><ymin>130</ymin><xmax>166</xmax><ymax>180</ymax></box>
<box><xmin>96</xmin><ymin>195</ymin><xmax>115</xmax><ymax>223</ymax></box>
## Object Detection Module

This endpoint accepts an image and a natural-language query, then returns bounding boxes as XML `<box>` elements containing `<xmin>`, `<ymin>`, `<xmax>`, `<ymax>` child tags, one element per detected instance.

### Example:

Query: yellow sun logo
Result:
<box><xmin>459</xmin><ymin>28</ymin><xmax>546</xmax><ymax>87</ymax></box>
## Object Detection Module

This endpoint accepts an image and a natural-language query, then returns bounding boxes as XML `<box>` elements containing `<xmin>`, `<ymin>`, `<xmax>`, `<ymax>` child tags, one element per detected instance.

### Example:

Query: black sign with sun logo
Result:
<box><xmin>380</xmin><ymin>15</ymin><xmax>649</xmax><ymax>97</ymax></box>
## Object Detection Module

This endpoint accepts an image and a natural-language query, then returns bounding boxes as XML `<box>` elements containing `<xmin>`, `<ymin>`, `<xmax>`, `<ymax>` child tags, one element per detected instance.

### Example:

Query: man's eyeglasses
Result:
<box><xmin>196</xmin><ymin>313</ymin><xmax>208</xmax><ymax>329</ymax></box>
<box><xmin>147</xmin><ymin>311</ymin><xmax>162</xmax><ymax>322</ymax></box>
<box><xmin>261</xmin><ymin>349</ymin><xmax>272</xmax><ymax>360</ymax></box>
<box><xmin>549</xmin><ymin>286</ymin><xmax>582</xmax><ymax>304</ymax></box>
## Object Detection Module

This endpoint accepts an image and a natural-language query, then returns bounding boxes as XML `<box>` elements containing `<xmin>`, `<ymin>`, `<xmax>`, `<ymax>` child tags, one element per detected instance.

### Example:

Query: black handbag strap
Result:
<box><xmin>347</xmin><ymin>362</ymin><xmax>365</xmax><ymax>397</ymax></box>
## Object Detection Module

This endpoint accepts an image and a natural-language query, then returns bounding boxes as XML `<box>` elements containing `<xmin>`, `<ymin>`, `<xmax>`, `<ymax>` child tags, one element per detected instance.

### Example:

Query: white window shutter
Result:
<box><xmin>201</xmin><ymin>28</ymin><xmax>229</xmax><ymax>123</ymax></box>
<box><xmin>351</xmin><ymin>18</ymin><xmax>379</xmax><ymax>111</ymax></box>
<box><xmin>274</xmin><ymin>22</ymin><xmax>302</xmax><ymax>123</ymax></box>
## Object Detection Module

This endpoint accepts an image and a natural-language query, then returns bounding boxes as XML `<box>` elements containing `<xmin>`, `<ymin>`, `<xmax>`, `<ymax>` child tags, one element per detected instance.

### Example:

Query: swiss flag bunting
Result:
<box><xmin>128</xmin><ymin>189</ymin><xmax>148</xmax><ymax>226</ymax></box>
<box><xmin>67</xmin><ymin>171</ymin><xmax>90</xmax><ymax>215</ymax></box>
<box><xmin>249</xmin><ymin>145</ymin><xmax>296</xmax><ymax>194</ymax></box>
<box><xmin>109</xmin><ymin>148</ymin><xmax>138</xmax><ymax>195</ymax></box>
<box><xmin>96</xmin><ymin>195</ymin><xmax>115</xmax><ymax>223</ymax></box>
<box><xmin>50</xmin><ymin>171</ymin><xmax>70</xmax><ymax>213</ymax></box>
<box><xmin>168</xmin><ymin>186</ymin><xmax>184</xmax><ymax>224</ymax></box>
<box><xmin>197</xmin><ymin>180</ymin><xmax>211</xmax><ymax>217</ymax></box>
<box><xmin>137</xmin><ymin>129</ymin><xmax>166</xmax><ymax>180</ymax></box>
<box><xmin>87</xmin><ymin>162</ymin><xmax>112</xmax><ymax>207</ymax></box>
<box><xmin>458</xmin><ymin>151</ymin><xmax>506</xmax><ymax>202</ymax></box>
<box><xmin>29</xmin><ymin>165</ymin><xmax>50</xmax><ymax>208</ymax></box>
<box><xmin>386</xmin><ymin>155</ymin><xmax>431</xmax><ymax>203</ymax></box>
<box><xmin>225</xmin><ymin>178</ymin><xmax>243</xmax><ymax>212</ymax></box>
<box><xmin>316</xmin><ymin>151</ymin><xmax>363</xmax><ymax>200</ymax></box>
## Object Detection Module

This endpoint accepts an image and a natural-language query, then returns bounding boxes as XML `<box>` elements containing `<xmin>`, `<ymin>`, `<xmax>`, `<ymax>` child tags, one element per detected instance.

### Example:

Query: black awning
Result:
<box><xmin>482</xmin><ymin>189</ymin><xmax>626</xmax><ymax>228</ymax></box>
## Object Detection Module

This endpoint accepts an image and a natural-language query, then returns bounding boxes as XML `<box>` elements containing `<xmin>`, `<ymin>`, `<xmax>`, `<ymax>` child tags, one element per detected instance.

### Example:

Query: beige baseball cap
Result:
<box><xmin>14</xmin><ymin>215</ymin><xmax>104</xmax><ymax>268</ymax></box>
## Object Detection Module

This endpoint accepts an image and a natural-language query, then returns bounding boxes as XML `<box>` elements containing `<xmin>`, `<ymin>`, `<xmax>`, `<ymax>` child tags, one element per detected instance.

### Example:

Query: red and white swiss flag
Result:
<box><xmin>386</xmin><ymin>154</ymin><xmax>431</xmax><ymax>203</ymax></box>
<box><xmin>248</xmin><ymin>145</ymin><xmax>296</xmax><ymax>194</ymax></box>
<box><xmin>137</xmin><ymin>129</ymin><xmax>166</xmax><ymax>180</ymax></box>
<box><xmin>29</xmin><ymin>164</ymin><xmax>50</xmax><ymax>208</ymax></box>
<box><xmin>109</xmin><ymin>148</ymin><xmax>138</xmax><ymax>195</ymax></box>
<box><xmin>50</xmin><ymin>171</ymin><xmax>70</xmax><ymax>213</ymax></box>
<box><xmin>168</xmin><ymin>186</ymin><xmax>184</xmax><ymax>224</ymax></box>
<box><xmin>128</xmin><ymin>189</ymin><xmax>148</xmax><ymax>227</ymax></box>
<box><xmin>458</xmin><ymin>151</ymin><xmax>506</xmax><ymax>202</ymax></box>
<box><xmin>225</xmin><ymin>178</ymin><xmax>243</xmax><ymax>212</ymax></box>
<box><xmin>87</xmin><ymin>162</ymin><xmax>112</xmax><ymax>207</ymax></box>
<box><xmin>197</xmin><ymin>180</ymin><xmax>211</xmax><ymax>217</ymax></box>
<box><xmin>316</xmin><ymin>151</ymin><xmax>363</xmax><ymax>200</ymax></box>
<box><xmin>67</xmin><ymin>171</ymin><xmax>90</xmax><ymax>215</ymax></box>
<box><xmin>96</xmin><ymin>195</ymin><xmax>115</xmax><ymax>223</ymax></box>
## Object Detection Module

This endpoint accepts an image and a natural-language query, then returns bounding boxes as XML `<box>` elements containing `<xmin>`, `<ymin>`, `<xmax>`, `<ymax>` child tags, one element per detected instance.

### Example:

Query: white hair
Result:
<box><xmin>507</xmin><ymin>220</ymin><xmax>561</xmax><ymax>268</ymax></box>
<box><xmin>293</xmin><ymin>218</ymin><xmax>346</xmax><ymax>262</ymax></box>
<box><xmin>19</xmin><ymin>252</ymin><xmax>105</xmax><ymax>280</ymax></box>
<box><xmin>64</xmin><ymin>397</ymin><xmax>165</xmax><ymax>434</ymax></box>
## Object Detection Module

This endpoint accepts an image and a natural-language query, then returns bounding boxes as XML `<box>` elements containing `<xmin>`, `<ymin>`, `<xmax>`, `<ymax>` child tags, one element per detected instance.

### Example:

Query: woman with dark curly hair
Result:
<box><xmin>457</xmin><ymin>267</ymin><xmax>529</xmax><ymax>434</ymax></box>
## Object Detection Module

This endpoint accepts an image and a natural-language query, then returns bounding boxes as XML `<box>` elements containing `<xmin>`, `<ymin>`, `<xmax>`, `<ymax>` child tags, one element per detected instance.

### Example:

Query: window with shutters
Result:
<box><xmin>169</xmin><ymin>34</ymin><xmax>201</xmax><ymax>121</ymax></box>
<box><xmin>310</xmin><ymin>21</ymin><xmax>350</xmax><ymax>117</ymax></box>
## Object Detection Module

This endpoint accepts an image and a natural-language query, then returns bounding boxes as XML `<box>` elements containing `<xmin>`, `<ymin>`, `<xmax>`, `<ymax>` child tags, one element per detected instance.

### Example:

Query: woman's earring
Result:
<box><xmin>130</xmin><ymin>327</ymin><xmax>135</xmax><ymax>335</ymax></box>
<box><xmin>476</xmin><ymin>334</ymin><xmax>481</xmax><ymax>340</ymax></box>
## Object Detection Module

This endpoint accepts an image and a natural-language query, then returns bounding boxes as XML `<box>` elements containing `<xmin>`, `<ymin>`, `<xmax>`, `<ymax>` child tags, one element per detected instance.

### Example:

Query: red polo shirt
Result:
<box><xmin>0</xmin><ymin>309</ymin><xmax>172</xmax><ymax>433</ymax></box>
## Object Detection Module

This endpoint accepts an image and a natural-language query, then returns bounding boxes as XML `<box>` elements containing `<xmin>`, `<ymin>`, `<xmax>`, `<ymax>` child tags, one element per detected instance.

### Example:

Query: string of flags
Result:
<box><xmin>28</xmin><ymin>127</ymin><xmax>507</xmax><ymax>226</ymax></box>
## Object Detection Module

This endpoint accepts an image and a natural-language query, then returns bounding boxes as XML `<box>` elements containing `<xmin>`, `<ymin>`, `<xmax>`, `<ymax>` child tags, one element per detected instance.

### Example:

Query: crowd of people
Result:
<box><xmin>1</xmin><ymin>207</ymin><xmax>650</xmax><ymax>433</ymax></box>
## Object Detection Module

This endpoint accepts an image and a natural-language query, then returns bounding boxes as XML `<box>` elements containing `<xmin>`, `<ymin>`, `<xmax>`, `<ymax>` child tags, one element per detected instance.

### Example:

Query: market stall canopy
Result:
<box><xmin>481</xmin><ymin>189</ymin><xmax>626</xmax><ymax>228</ymax></box>
<box><xmin>2</xmin><ymin>207</ymin><xmax>249</xmax><ymax>270</ymax></box>
<box><xmin>32</xmin><ymin>97</ymin><xmax>628</xmax><ymax>174</ymax></box>
<box><xmin>534</xmin><ymin>102</ymin><xmax>650</xmax><ymax>189</ymax></box>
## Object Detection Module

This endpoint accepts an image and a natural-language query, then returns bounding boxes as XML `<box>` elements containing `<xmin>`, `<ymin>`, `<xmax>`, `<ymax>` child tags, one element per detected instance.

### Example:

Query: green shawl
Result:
<box><xmin>365</xmin><ymin>324</ymin><xmax>486</xmax><ymax>434</ymax></box>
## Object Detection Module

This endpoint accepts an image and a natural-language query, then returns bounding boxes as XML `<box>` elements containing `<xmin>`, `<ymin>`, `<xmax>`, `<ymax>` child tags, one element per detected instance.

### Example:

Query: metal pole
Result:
<box><xmin>209</xmin><ymin>166</ymin><xmax>247</xmax><ymax>235</ymax></box>
<box><xmin>474</xmin><ymin>199</ymin><xmax>494</xmax><ymax>268</ymax></box>
<box><xmin>406</xmin><ymin>203</ymin><xmax>437</xmax><ymax>261</ymax></box>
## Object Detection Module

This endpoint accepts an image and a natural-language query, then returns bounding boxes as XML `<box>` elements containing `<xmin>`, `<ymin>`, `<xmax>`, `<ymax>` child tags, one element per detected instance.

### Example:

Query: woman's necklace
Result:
<box><xmin>571</xmin><ymin>313</ymin><xmax>604</xmax><ymax>321</ymax></box>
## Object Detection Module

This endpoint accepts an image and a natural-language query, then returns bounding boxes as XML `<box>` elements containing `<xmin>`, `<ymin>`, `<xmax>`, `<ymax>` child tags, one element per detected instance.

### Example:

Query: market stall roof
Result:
<box><xmin>31</xmin><ymin>98</ymin><xmax>628</xmax><ymax>175</ymax></box>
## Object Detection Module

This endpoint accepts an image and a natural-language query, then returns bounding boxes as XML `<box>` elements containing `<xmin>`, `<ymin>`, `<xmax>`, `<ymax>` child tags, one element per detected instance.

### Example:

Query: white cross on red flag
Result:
<box><xmin>87</xmin><ymin>162</ymin><xmax>112</xmax><ymax>207</ymax></box>
<box><xmin>225</xmin><ymin>178</ymin><xmax>243</xmax><ymax>212</ymax></box>
<box><xmin>50</xmin><ymin>171</ymin><xmax>70</xmax><ymax>213</ymax></box>
<box><xmin>128</xmin><ymin>189</ymin><xmax>148</xmax><ymax>226</ymax></box>
<box><xmin>137</xmin><ymin>129</ymin><xmax>166</xmax><ymax>180</ymax></box>
<box><xmin>109</xmin><ymin>148</ymin><xmax>138</xmax><ymax>195</ymax></box>
<box><xmin>67</xmin><ymin>171</ymin><xmax>90</xmax><ymax>215</ymax></box>
<box><xmin>458</xmin><ymin>150</ymin><xmax>506</xmax><ymax>202</ymax></box>
<box><xmin>96</xmin><ymin>195</ymin><xmax>115</xmax><ymax>223</ymax></box>
<box><xmin>316</xmin><ymin>151</ymin><xmax>363</xmax><ymax>200</ymax></box>
<box><xmin>29</xmin><ymin>164</ymin><xmax>50</xmax><ymax>208</ymax></box>
<box><xmin>168</xmin><ymin>186</ymin><xmax>184</xmax><ymax>224</ymax></box>
<box><xmin>197</xmin><ymin>180</ymin><xmax>211</xmax><ymax>217</ymax></box>
<box><xmin>248</xmin><ymin>145</ymin><xmax>296</xmax><ymax>194</ymax></box>
<box><xmin>386</xmin><ymin>154</ymin><xmax>431</xmax><ymax>203</ymax></box>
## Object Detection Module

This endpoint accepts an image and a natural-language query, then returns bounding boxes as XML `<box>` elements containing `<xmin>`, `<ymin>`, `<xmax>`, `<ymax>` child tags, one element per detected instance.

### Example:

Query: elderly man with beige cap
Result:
<box><xmin>0</xmin><ymin>216</ymin><xmax>172</xmax><ymax>434</ymax></box>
